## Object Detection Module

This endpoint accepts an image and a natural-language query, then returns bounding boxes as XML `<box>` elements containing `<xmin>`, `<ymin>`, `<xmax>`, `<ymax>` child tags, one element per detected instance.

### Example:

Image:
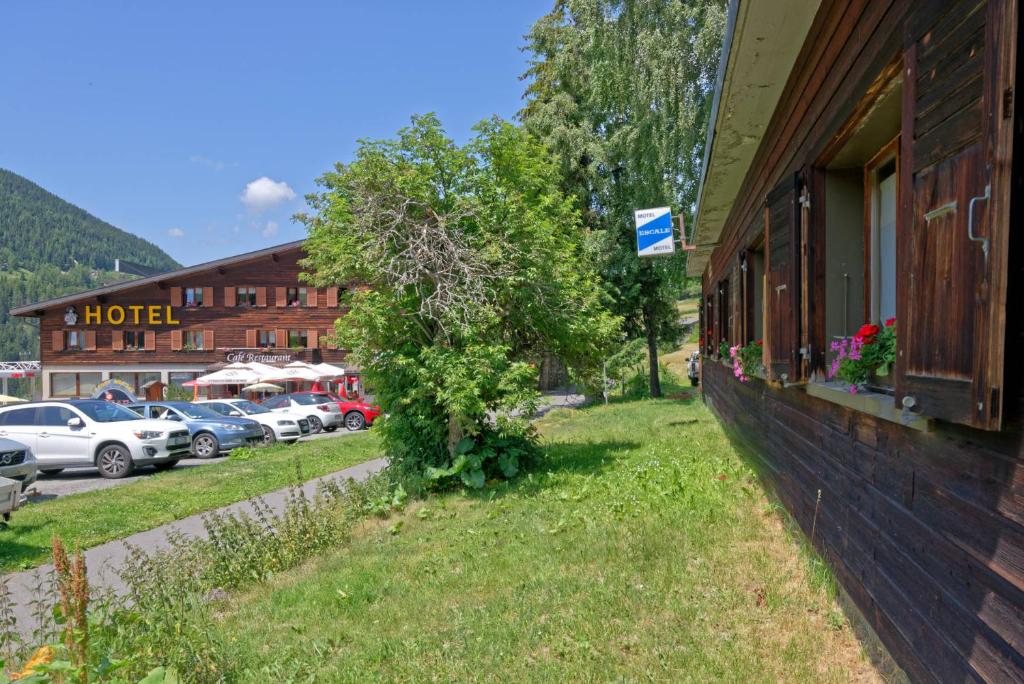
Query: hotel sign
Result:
<box><xmin>224</xmin><ymin>349</ymin><xmax>298</xmax><ymax>364</ymax></box>
<box><xmin>74</xmin><ymin>305</ymin><xmax>180</xmax><ymax>326</ymax></box>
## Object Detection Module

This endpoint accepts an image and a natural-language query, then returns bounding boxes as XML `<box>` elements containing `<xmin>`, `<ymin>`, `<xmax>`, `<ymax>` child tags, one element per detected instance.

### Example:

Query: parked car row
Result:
<box><xmin>0</xmin><ymin>393</ymin><xmax>382</xmax><ymax>483</ymax></box>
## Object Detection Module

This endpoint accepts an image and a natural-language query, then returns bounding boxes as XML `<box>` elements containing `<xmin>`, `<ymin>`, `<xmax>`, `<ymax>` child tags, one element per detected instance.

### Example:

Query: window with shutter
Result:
<box><xmin>276</xmin><ymin>287</ymin><xmax>287</xmax><ymax>307</ymax></box>
<box><xmin>742</xmin><ymin>235</ymin><xmax>766</xmax><ymax>347</ymax></box>
<box><xmin>223</xmin><ymin>287</ymin><xmax>234</xmax><ymax>307</ymax></box>
<box><xmin>326</xmin><ymin>287</ymin><xmax>339</xmax><ymax>308</ymax></box>
<box><xmin>897</xmin><ymin>1</ymin><xmax>1015</xmax><ymax>429</ymax></box>
<box><xmin>52</xmin><ymin>330</ymin><xmax>64</xmax><ymax>352</ymax></box>
<box><xmin>246</xmin><ymin>329</ymin><xmax>258</xmax><ymax>347</ymax></box>
<box><xmin>170</xmin><ymin>287</ymin><xmax>183</xmax><ymax>307</ymax></box>
<box><xmin>764</xmin><ymin>174</ymin><xmax>802</xmax><ymax>381</ymax></box>
<box><xmin>704</xmin><ymin>294</ymin><xmax>714</xmax><ymax>355</ymax></box>
<box><xmin>144</xmin><ymin>331</ymin><xmax>156</xmax><ymax>352</ymax></box>
<box><xmin>307</xmin><ymin>328</ymin><xmax>319</xmax><ymax>349</ymax></box>
<box><xmin>203</xmin><ymin>287</ymin><xmax>215</xmax><ymax>307</ymax></box>
<box><xmin>204</xmin><ymin>329</ymin><xmax>215</xmax><ymax>350</ymax></box>
<box><xmin>307</xmin><ymin>289</ymin><xmax>319</xmax><ymax>307</ymax></box>
<box><xmin>255</xmin><ymin>287</ymin><xmax>267</xmax><ymax>307</ymax></box>
<box><xmin>170</xmin><ymin>330</ymin><xmax>183</xmax><ymax>351</ymax></box>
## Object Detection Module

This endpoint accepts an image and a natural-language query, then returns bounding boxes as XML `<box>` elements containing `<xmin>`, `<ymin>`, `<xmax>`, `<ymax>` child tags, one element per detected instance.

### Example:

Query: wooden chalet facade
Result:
<box><xmin>11</xmin><ymin>241</ymin><xmax>349</xmax><ymax>399</ymax></box>
<box><xmin>691</xmin><ymin>1</ymin><xmax>1023</xmax><ymax>680</ymax></box>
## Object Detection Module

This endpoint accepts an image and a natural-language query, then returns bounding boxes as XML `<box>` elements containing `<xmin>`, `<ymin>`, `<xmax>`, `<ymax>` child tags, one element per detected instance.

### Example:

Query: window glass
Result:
<box><xmin>78</xmin><ymin>373</ymin><xmax>101</xmax><ymax>396</ymax></box>
<box><xmin>258</xmin><ymin>330</ymin><xmax>276</xmax><ymax>348</ymax></box>
<box><xmin>204</xmin><ymin>403</ymin><xmax>231</xmax><ymax>415</ymax></box>
<box><xmin>236</xmin><ymin>287</ymin><xmax>257</xmax><ymax>306</ymax></box>
<box><xmin>262</xmin><ymin>396</ymin><xmax>285</xmax><ymax>408</ymax></box>
<box><xmin>175</xmin><ymin>404</ymin><xmax>221</xmax><ymax>419</ymax></box>
<box><xmin>286</xmin><ymin>287</ymin><xmax>307</xmax><ymax>307</ymax></box>
<box><xmin>291</xmin><ymin>394</ymin><xmax>323</xmax><ymax>406</ymax></box>
<box><xmin>38</xmin><ymin>406</ymin><xmax>77</xmax><ymax>426</ymax></box>
<box><xmin>51</xmin><ymin>373</ymin><xmax>77</xmax><ymax>397</ymax></box>
<box><xmin>75</xmin><ymin>401</ymin><xmax>142</xmax><ymax>423</ymax></box>
<box><xmin>185</xmin><ymin>287</ymin><xmax>204</xmax><ymax>307</ymax></box>
<box><xmin>66</xmin><ymin>331</ymin><xmax>84</xmax><ymax>351</ymax></box>
<box><xmin>123</xmin><ymin>331</ymin><xmax>143</xmax><ymax>351</ymax></box>
<box><xmin>287</xmin><ymin>330</ymin><xmax>308</xmax><ymax>348</ymax></box>
<box><xmin>233</xmin><ymin>400</ymin><xmax>269</xmax><ymax>414</ymax></box>
<box><xmin>874</xmin><ymin>163</ymin><xmax>897</xmax><ymax>323</ymax></box>
<box><xmin>184</xmin><ymin>331</ymin><xmax>205</xmax><ymax>350</ymax></box>
<box><xmin>0</xmin><ymin>407</ymin><xmax>38</xmax><ymax>426</ymax></box>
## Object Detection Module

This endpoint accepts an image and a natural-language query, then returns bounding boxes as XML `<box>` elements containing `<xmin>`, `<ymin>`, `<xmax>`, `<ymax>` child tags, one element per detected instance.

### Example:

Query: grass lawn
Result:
<box><xmin>0</xmin><ymin>433</ymin><xmax>379</xmax><ymax>572</ymax></box>
<box><xmin>211</xmin><ymin>399</ymin><xmax>878</xmax><ymax>682</ymax></box>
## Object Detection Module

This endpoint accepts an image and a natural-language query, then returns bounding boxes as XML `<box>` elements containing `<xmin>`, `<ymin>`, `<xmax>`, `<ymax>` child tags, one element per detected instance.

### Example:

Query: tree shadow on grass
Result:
<box><xmin>467</xmin><ymin>438</ymin><xmax>640</xmax><ymax>502</ymax></box>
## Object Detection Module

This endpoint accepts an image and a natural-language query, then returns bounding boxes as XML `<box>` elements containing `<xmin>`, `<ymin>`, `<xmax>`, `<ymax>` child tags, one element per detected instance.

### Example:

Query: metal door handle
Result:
<box><xmin>39</xmin><ymin>432</ymin><xmax>49</xmax><ymax>438</ymax></box>
<box><xmin>968</xmin><ymin>184</ymin><xmax>991</xmax><ymax>261</ymax></box>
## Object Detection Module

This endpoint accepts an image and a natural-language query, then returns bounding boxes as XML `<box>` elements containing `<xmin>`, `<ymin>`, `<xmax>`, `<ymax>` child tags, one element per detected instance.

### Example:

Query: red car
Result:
<box><xmin>292</xmin><ymin>391</ymin><xmax>380</xmax><ymax>431</ymax></box>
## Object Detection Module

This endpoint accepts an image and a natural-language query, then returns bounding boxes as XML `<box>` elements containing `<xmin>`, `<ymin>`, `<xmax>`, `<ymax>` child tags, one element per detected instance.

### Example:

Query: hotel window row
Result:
<box><xmin>169</xmin><ymin>286</ymin><xmax>339</xmax><ymax>308</ymax></box>
<box><xmin>52</xmin><ymin>328</ymin><xmax>333</xmax><ymax>352</ymax></box>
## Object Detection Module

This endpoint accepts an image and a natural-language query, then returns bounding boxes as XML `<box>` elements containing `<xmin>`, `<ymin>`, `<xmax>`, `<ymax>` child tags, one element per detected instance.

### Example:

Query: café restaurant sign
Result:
<box><xmin>74</xmin><ymin>305</ymin><xmax>180</xmax><ymax>326</ymax></box>
<box><xmin>224</xmin><ymin>349</ymin><xmax>297</xmax><ymax>364</ymax></box>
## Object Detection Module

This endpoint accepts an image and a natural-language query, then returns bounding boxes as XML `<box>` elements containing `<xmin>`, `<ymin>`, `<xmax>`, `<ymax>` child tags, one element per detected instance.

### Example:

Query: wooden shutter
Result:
<box><xmin>325</xmin><ymin>287</ymin><xmax>339</xmax><ymax>308</ymax></box>
<box><xmin>276</xmin><ymin>287</ymin><xmax>287</xmax><ymax>307</ymax></box>
<box><xmin>203</xmin><ymin>286</ymin><xmax>215</xmax><ymax>307</ymax></box>
<box><xmin>52</xmin><ymin>330</ymin><xmax>64</xmax><ymax>352</ymax></box>
<box><xmin>224</xmin><ymin>287</ymin><xmax>235</xmax><ymax>307</ymax></box>
<box><xmin>307</xmin><ymin>288</ymin><xmax>318</xmax><ymax>307</ymax></box>
<box><xmin>144</xmin><ymin>331</ymin><xmax>156</xmax><ymax>351</ymax></box>
<box><xmin>112</xmin><ymin>331</ymin><xmax>124</xmax><ymax>351</ymax></box>
<box><xmin>704</xmin><ymin>293</ymin><xmax>714</xmax><ymax>355</ymax></box>
<box><xmin>307</xmin><ymin>329</ymin><xmax>319</xmax><ymax>349</ymax></box>
<box><xmin>246</xmin><ymin>329</ymin><xmax>257</xmax><ymax>347</ymax></box>
<box><xmin>83</xmin><ymin>330</ymin><xmax>96</xmax><ymax>351</ymax></box>
<box><xmin>255</xmin><ymin>287</ymin><xmax>267</xmax><ymax>307</ymax></box>
<box><xmin>276</xmin><ymin>328</ymin><xmax>288</xmax><ymax>347</ymax></box>
<box><xmin>170</xmin><ymin>287</ymin><xmax>182</xmax><ymax>307</ymax></box>
<box><xmin>204</xmin><ymin>330</ymin><xmax>215</xmax><ymax>351</ymax></box>
<box><xmin>764</xmin><ymin>173</ymin><xmax>802</xmax><ymax>382</ymax></box>
<box><xmin>170</xmin><ymin>330</ymin><xmax>183</xmax><ymax>351</ymax></box>
<box><xmin>897</xmin><ymin>1</ymin><xmax>1016</xmax><ymax>429</ymax></box>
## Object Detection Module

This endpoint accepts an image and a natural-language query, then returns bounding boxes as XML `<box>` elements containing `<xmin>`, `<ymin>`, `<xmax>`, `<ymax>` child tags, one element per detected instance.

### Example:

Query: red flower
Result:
<box><xmin>885</xmin><ymin>317</ymin><xmax>896</xmax><ymax>327</ymax></box>
<box><xmin>756</xmin><ymin>339</ymin><xmax>763</xmax><ymax>346</ymax></box>
<box><xmin>854</xmin><ymin>323</ymin><xmax>880</xmax><ymax>344</ymax></box>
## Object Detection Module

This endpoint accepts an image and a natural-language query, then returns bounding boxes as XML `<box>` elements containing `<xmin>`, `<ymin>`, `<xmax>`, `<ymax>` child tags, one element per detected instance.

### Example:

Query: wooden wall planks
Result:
<box><xmin>704</xmin><ymin>361</ymin><xmax>1024</xmax><ymax>681</ymax></box>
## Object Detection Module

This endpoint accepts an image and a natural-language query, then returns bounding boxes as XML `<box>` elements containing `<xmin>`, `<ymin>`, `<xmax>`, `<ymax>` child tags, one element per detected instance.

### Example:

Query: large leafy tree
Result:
<box><xmin>521</xmin><ymin>0</ymin><xmax>725</xmax><ymax>396</ymax></box>
<box><xmin>301</xmin><ymin>114</ymin><xmax>618</xmax><ymax>485</ymax></box>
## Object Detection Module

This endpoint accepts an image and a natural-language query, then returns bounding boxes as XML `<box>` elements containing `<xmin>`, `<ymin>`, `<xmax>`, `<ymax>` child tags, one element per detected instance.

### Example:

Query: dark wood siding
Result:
<box><xmin>704</xmin><ymin>363</ymin><xmax>1024</xmax><ymax>682</ymax></box>
<box><xmin>35</xmin><ymin>245</ymin><xmax>348</xmax><ymax>366</ymax></box>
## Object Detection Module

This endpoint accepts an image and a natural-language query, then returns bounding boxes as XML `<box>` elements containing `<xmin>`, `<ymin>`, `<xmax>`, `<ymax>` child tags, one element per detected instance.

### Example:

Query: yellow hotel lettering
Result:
<box><xmin>83</xmin><ymin>305</ymin><xmax>180</xmax><ymax>326</ymax></box>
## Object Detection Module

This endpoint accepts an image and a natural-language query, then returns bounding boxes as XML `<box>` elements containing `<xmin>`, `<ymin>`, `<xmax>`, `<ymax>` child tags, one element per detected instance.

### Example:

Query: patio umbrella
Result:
<box><xmin>311</xmin><ymin>362</ymin><xmax>346</xmax><ymax>378</ymax></box>
<box><xmin>0</xmin><ymin>395</ymin><xmax>26</xmax><ymax>406</ymax></box>
<box><xmin>242</xmin><ymin>382</ymin><xmax>284</xmax><ymax>393</ymax></box>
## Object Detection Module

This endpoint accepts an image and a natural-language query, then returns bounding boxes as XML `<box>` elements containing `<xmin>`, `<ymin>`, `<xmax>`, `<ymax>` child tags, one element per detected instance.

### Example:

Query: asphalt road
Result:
<box><xmin>23</xmin><ymin>427</ymin><xmax>364</xmax><ymax>500</ymax></box>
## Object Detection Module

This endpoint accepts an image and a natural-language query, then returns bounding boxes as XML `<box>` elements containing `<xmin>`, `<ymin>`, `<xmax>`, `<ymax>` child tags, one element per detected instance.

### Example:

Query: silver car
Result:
<box><xmin>0</xmin><ymin>437</ymin><xmax>37</xmax><ymax>489</ymax></box>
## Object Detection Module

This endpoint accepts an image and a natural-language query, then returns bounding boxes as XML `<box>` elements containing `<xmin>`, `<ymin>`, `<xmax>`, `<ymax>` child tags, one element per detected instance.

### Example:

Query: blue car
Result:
<box><xmin>127</xmin><ymin>401</ymin><xmax>264</xmax><ymax>459</ymax></box>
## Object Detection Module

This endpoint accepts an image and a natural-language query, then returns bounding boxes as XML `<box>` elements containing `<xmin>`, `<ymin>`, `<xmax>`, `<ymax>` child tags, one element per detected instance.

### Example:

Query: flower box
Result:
<box><xmin>806</xmin><ymin>382</ymin><xmax>932</xmax><ymax>432</ymax></box>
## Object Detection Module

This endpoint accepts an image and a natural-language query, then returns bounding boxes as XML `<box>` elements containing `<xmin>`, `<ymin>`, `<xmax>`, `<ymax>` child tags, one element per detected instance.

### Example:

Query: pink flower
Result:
<box><xmin>848</xmin><ymin>385</ymin><xmax>858</xmax><ymax>394</ymax></box>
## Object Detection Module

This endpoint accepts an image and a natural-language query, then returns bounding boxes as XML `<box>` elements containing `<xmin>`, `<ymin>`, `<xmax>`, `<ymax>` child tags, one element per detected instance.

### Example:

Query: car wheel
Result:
<box><xmin>153</xmin><ymin>460</ymin><xmax>179</xmax><ymax>471</ymax></box>
<box><xmin>261</xmin><ymin>425</ymin><xmax>277</xmax><ymax>445</ymax></box>
<box><xmin>344</xmin><ymin>411</ymin><xmax>367</xmax><ymax>431</ymax></box>
<box><xmin>96</xmin><ymin>444</ymin><xmax>134</xmax><ymax>479</ymax></box>
<box><xmin>39</xmin><ymin>468</ymin><xmax>64</xmax><ymax>476</ymax></box>
<box><xmin>307</xmin><ymin>416</ymin><xmax>323</xmax><ymax>434</ymax></box>
<box><xmin>192</xmin><ymin>433</ymin><xmax>220</xmax><ymax>459</ymax></box>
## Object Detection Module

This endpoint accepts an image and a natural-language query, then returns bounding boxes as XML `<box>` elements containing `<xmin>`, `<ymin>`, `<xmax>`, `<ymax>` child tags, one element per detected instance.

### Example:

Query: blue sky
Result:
<box><xmin>0</xmin><ymin>1</ymin><xmax>551</xmax><ymax>266</ymax></box>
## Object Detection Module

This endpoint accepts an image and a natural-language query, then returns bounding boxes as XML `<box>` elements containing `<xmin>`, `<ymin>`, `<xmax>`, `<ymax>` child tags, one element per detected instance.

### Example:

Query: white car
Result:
<box><xmin>259</xmin><ymin>393</ymin><xmax>343</xmax><ymax>434</ymax></box>
<box><xmin>198</xmin><ymin>399</ymin><xmax>310</xmax><ymax>445</ymax></box>
<box><xmin>0</xmin><ymin>400</ymin><xmax>191</xmax><ymax>479</ymax></box>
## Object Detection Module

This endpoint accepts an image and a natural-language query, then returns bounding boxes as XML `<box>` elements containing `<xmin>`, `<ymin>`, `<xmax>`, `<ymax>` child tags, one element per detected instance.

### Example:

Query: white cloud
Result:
<box><xmin>241</xmin><ymin>177</ymin><xmax>296</xmax><ymax>211</ymax></box>
<box><xmin>167</xmin><ymin>227</ymin><xmax>185</xmax><ymax>238</ymax></box>
<box><xmin>261</xmin><ymin>221</ymin><xmax>279</xmax><ymax>238</ymax></box>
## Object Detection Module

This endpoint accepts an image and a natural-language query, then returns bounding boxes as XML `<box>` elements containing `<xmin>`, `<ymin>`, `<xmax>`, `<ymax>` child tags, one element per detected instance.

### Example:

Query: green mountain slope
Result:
<box><xmin>0</xmin><ymin>169</ymin><xmax>180</xmax><ymax>272</ymax></box>
<box><xmin>0</xmin><ymin>169</ymin><xmax>181</xmax><ymax>396</ymax></box>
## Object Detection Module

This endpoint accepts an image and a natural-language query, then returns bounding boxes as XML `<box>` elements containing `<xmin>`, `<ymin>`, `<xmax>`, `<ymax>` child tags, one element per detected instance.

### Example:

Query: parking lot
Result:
<box><xmin>23</xmin><ymin>427</ymin><xmax>362</xmax><ymax>500</ymax></box>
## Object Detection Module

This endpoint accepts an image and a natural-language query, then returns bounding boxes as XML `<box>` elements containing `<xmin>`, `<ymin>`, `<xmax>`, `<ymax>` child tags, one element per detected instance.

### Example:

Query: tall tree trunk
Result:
<box><xmin>644</xmin><ymin>304</ymin><xmax>662</xmax><ymax>398</ymax></box>
<box><xmin>447</xmin><ymin>412</ymin><xmax>465</xmax><ymax>458</ymax></box>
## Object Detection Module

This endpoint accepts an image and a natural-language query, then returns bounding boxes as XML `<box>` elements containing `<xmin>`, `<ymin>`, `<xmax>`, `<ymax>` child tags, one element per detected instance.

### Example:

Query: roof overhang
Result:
<box><xmin>11</xmin><ymin>240</ymin><xmax>305</xmax><ymax>316</ymax></box>
<box><xmin>687</xmin><ymin>0</ymin><xmax>820</xmax><ymax>277</ymax></box>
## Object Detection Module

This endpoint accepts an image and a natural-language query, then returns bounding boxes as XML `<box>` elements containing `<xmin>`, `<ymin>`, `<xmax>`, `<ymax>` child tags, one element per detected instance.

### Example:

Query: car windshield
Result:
<box><xmin>233</xmin><ymin>400</ymin><xmax>269</xmax><ymax>414</ymax></box>
<box><xmin>172</xmin><ymin>404</ymin><xmax>224</xmax><ymax>420</ymax></box>
<box><xmin>74</xmin><ymin>401</ymin><xmax>143</xmax><ymax>423</ymax></box>
<box><xmin>291</xmin><ymin>394</ymin><xmax>328</xmax><ymax>406</ymax></box>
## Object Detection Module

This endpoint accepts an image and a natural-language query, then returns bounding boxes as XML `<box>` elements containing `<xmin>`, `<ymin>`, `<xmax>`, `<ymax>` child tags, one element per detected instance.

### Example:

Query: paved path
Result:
<box><xmin>24</xmin><ymin>428</ymin><xmax>361</xmax><ymax>499</ymax></box>
<box><xmin>3</xmin><ymin>457</ymin><xmax>388</xmax><ymax>639</ymax></box>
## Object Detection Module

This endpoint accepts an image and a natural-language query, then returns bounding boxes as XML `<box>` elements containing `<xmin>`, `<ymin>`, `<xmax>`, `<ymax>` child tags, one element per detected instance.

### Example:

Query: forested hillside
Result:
<box><xmin>0</xmin><ymin>169</ymin><xmax>180</xmax><ymax>396</ymax></box>
<box><xmin>0</xmin><ymin>169</ymin><xmax>179</xmax><ymax>272</ymax></box>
